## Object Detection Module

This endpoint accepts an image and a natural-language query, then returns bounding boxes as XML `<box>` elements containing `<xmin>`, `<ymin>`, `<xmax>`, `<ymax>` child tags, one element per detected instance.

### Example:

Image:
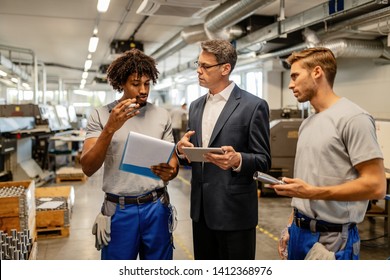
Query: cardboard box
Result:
<box><xmin>0</xmin><ymin>180</ymin><xmax>36</xmax><ymax>239</ymax></box>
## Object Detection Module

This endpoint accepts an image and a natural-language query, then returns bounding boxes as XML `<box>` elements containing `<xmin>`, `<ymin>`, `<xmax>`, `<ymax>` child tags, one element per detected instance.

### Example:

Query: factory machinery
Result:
<box><xmin>259</xmin><ymin>108</ymin><xmax>305</xmax><ymax>196</ymax></box>
<box><xmin>0</xmin><ymin>104</ymin><xmax>79</xmax><ymax>186</ymax></box>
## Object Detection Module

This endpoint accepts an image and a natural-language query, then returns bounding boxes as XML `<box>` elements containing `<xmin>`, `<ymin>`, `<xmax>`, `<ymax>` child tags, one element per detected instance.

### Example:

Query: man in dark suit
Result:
<box><xmin>176</xmin><ymin>39</ymin><xmax>271</xmax><ymax>260</ymax></box>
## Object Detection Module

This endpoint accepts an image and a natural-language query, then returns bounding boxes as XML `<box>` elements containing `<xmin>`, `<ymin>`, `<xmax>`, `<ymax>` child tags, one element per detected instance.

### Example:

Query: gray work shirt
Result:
<box><xmin>85</xmin><ymin>101</ymin><xmax>174</xmax><ymax>196</ymax></box>
<box><xmin>292</xmin><ymin>98</ymin><xmax>383</xmax><ymax>224</ymax></box>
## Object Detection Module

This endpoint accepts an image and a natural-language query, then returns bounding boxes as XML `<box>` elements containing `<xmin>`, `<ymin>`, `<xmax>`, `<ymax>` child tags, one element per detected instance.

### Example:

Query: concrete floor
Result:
<box><xmin>36</xmin><ymin>167</ymin><xmax>390</xmax><ymax>260</ymax></box>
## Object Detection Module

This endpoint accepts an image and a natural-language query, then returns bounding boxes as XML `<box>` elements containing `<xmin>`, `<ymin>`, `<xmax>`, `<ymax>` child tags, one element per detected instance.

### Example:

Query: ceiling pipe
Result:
<box><xmin>204</xmin><ymin>0</ymin><xmax>276</xmax><ymax>39</ymax></box>
<box><xmin>319</xmin><ymin>39</ymin><xmax>384</xmax><ymax>58</ymax></box>
<box><xmin>151</xmin><ymin>0</ymin><xmax>277</xmax><ymax>61</ymax></box>
<box><xmin>158</xmin><ymin>0</ymin><xmax>390</xmax><ymax>77</ymax></box>
<box><xmin>235</xmin><ymin>0</ymin><xmax>387</xmax><ymax>55</ymax></box>
<box><xmin>250</xmin><ymin>38</ymin><xmax>389</xmax><ymax>66</ymax></box>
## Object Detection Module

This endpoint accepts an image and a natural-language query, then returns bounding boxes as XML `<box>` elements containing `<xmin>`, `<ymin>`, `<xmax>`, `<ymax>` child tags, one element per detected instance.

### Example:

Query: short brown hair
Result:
<box><xmin>286</xmin><ymin>47</ymin><xmax>337</xmax><ymax>87</ymax></box>
<box><xmin>200</xmin><ymin>39</ymin><xmax>237</xmax><ymax>73</ymax></box>
<box><xmin>107</xmin><ymin>49</ymin><xmax>159</xmax><ymax>92</ymax></box>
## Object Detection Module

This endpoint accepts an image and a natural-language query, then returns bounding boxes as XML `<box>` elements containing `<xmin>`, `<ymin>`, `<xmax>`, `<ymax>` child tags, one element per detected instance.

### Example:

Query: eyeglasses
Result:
<box><xmin>194</xmin><ymin>61</ymin><xmax>226</xmax><ymax>70</ymax></box>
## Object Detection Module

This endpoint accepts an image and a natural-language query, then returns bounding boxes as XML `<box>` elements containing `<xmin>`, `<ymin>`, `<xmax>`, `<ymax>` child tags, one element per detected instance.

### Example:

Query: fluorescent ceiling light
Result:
<box><xmin>88</xmin><ymin>36</ymin><xmax>99</xmax><ymax>53</ymax></box>
<box><xmin>97</xmin><ymin>0</ymin><xmax>110</xmax><ymax>13</ymax></box>
<box><xmin>82</xmin><ymin>72</ymin><xmax>89</xmax><ymax>79</ymax></box>
<box><xmin>0</xmin><ymin>70</ymin><xmax>7</xmax><ymax>77</ymax></box>
<box><xmin>84</xmin><ymin>60</ymin><xmax>92</xmax><ymax>71</ymax></box>
<box><xmin>11</xmin><ymin>77</ymin><xmax>19</xmax><ymax>83</ymax></box>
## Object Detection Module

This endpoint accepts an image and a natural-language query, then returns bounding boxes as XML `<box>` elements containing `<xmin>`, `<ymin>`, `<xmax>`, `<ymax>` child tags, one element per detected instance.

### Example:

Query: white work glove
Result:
<box><xmin>305</xmin><ymin>242</ymin><xmax>336</xmax><ymax>260</ymax></box>
<box><xmin>91</xmin><ymin>212</ymin><xmax>111</xmax><ymax>251</ymax></box>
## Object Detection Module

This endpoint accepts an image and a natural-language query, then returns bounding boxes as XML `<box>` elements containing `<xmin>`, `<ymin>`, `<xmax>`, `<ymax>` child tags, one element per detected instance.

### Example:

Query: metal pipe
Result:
<box><xmin>152</xmin><ymin>0</ymin><xmax>276</xmax><ymax>61</ymax></box>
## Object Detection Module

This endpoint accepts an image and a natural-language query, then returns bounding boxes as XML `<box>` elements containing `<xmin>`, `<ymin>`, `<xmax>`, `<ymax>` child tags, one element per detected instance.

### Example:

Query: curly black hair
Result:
<box><xmin>106</xmin><ymin>49</ymin><xmax>159</xmax><ymax>92</ymax></box>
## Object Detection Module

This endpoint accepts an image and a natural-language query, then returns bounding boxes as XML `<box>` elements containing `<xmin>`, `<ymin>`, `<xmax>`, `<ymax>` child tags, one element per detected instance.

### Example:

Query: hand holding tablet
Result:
<box><xmin>182</xmin><ymin>147</ymin><xmax>224</xmax><ymax>162</ymax></box>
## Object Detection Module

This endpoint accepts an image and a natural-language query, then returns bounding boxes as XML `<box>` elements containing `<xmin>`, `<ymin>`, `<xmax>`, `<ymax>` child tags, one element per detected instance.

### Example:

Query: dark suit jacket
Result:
<box><xmin>185</xmin><ymin>85</ymin><xmax>271</xmax><ymax>231</ymax></box>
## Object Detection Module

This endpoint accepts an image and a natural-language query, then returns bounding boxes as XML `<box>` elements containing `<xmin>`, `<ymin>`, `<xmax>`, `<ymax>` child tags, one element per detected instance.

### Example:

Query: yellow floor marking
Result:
<box><xmin>173</xmin><ymin>234</ymin><xmax>194</xmax><ymax>260</ymax></box>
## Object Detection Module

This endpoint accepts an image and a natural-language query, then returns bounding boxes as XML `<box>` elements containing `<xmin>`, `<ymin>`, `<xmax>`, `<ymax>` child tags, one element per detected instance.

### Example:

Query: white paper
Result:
<box><xmin>37</xmin><ymin>201</ymin><xmax>64</xmax><ymax>210</ymax></box>
<box><xmin>120</xmin><ymin>131</ymin><xmax>175</xmax><ymax>173</ymax></box>
<box><xmin>38</xmin><ymin>197</ymin><xmax>53</xmax><ymax>202</ymax></box>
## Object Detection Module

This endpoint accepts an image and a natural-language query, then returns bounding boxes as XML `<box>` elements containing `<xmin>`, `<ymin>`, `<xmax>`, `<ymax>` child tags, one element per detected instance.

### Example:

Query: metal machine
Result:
<box><xmin>259</xmin><ymin>117</ymin><xmax>303</xmax><ymax>196</ymax></box>
<box><xmin>0</xmin><ymin>104</ymin><xmax>58</xmax><ymax>184</ymax></box>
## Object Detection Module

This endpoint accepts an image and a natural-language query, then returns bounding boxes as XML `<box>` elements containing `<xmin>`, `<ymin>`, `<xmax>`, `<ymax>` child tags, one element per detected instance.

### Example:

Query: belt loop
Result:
<box><xmin>341</xmin><ymin>223</ymin><xmax>349</xmax><ymax>239</ymax></box>
<box><xmin>119</xmin><ymin>196</ymin><xmax>125</xmax><ymax>209</ymax></box>
<box><xmin>310</xmin><ymin>220</ymin><xmax>317</xmax><ymax>233</ymax></box>
<box><xmin>151</xmin><ymin>190</ymin><xmax>157</xmax><ymax>202</ymax></box>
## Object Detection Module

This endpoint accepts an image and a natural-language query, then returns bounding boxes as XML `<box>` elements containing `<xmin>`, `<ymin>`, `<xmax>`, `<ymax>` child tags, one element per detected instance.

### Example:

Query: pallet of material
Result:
<box><xmin>36</xmin><ymin>226</ymin><xmax>70</xmax><ymax>239</ymax></box>
<box><xmin>35</xmin><ymin>186</ymin><xmax>73</xmax><ymax>229</ymax></box>
<box><xmin>55</xmin><ymin>167</ymin><xmax>87</xmax><ymax>183</ymax></box>
<box><xmin>0</xmin><ymin>180</ymin><xmax>36</xmax><ymax>240</ymax></box>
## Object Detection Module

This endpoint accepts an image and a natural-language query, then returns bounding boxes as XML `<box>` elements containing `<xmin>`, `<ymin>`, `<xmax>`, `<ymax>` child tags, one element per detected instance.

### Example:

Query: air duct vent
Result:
<box><xmin>136</xmin><ymin>0</ymin><xmax>222</xmax><ymax>18</ymax></box>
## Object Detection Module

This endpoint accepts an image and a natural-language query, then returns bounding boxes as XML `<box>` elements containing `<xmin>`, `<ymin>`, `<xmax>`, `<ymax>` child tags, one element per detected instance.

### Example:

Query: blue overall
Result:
<box><xmin>101</xmin><ymin>197</ymin><xmax>173</xmax><ymax>260</ymax></box>
<box><xmin>287</xmin><ymin>213</ymin><xmax>360</xmax><ymax>260</ymax></box>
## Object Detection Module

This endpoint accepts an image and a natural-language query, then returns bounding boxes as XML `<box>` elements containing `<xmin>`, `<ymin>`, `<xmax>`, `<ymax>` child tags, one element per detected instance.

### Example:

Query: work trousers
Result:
<box><xmin>101</xmin><ymin>198</ymin><xmax>173</xmax><ymax>260</ymax></box>
<box><xmin>288</xmin><ymin>222</ymin><xmax>360</xmax><ymax>260</ymax></box>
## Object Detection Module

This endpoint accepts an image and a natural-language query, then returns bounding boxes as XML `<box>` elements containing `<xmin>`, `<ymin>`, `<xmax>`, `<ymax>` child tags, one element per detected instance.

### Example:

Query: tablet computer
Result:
<box><xmin>182</xmin><ymin>147</ymin><xmax>224</xmax><ymax>162</ymax></box>
<box><xmin>253</xmin><ymin>171</ymin><xmax>285</xmax><ymax>185</ymax></box>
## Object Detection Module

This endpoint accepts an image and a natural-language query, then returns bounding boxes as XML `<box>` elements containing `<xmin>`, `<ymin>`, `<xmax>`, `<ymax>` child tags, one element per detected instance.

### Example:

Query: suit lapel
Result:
<box><xmin>208</xmin><ymin>86</ymin><xmax>241</xmax><ymax>146</ymax></box>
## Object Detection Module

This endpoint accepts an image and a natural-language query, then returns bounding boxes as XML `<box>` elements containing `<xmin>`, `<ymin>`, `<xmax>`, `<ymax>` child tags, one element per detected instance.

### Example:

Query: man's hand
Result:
<box><xmin>177</xmin><ymin>131</ymin><xmax>195</xmax><ymax>153</ymax></box>
<box><xmin>204</xmin><ymin>145</ymin><xmax>241</xmax><ymax>170</ymax></box>
<box><xmin>92</xmin><ymin>212</ymin><xmax>111</xmax><ymax>251</ymax></box>
<box><xmin>271</xmin><ymin>177</ymin><xmax>315</xmax><ymax>198</ymax></box>
<box><xmin>176</xmin><ymin>131</ymin><xmax>195</xmax><ymax>162</ymax></box>
<box><xmin>105</xmin><ymin>98</ymin><xmax>141</xmax><ymax>134</ymax></box>
<box><xmin>151</xmin><ymin>162</ymin><xmax>178</xmax><ymax>182</ymax></box>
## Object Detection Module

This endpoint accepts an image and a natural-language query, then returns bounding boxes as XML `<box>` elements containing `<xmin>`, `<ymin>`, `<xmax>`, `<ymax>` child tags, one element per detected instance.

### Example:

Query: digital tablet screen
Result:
<box><xmin>182</xmin><ymin>147</ymin><xmax>224</xmax><ymax>162</ymax></box>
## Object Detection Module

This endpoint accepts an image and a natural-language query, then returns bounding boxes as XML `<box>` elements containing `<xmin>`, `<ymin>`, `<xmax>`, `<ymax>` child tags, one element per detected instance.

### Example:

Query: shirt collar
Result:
<box><xmin>207</xmin><ymin>82</ymin><xmax>235</xmax><ymax>101</ymax></box>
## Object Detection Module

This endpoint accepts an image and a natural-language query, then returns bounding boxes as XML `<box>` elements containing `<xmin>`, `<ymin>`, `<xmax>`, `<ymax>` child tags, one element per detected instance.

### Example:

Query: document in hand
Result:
<box><xmin>119</xmin><ymin>131</ymin><xmax>175</xmax><ymax>180</ymax></box>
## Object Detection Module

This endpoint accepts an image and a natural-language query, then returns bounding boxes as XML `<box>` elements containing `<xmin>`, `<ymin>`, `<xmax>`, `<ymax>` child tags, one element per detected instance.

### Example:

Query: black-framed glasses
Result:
<box><xmin>194</xmin><ymin>61</ymin><xmax>226</xmax><ymax>70</ymax></box>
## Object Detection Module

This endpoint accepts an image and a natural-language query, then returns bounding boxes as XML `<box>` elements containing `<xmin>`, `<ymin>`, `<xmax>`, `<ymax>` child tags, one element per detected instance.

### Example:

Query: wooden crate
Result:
<box><xmin>0</xmin><ymin>180</ymin><xmax>36</xmax><ymax>239</ymax></box>
<box><xmin>35</xmin><ymin>186</ymin><xmax>73</xmax><ymax>230</ymax></box>
<box><xmin>37</xmin><ymin>226</ymin><xmax>70</xmax><ymax>239</ymax></box>
<box><xmin>36</xmin><ymin>209</ymin><xmax>66</xmax><ymax>228</ymax></box>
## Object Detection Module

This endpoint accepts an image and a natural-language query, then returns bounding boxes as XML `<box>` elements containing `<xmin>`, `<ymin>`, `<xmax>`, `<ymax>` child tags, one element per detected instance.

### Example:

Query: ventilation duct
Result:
<box><xmin>151</xmin><ymin>0</ymin><xmax>277</xmax><ymax>60</ymax></box>
<box><xmin>151</xmin><ymin>25</ymin><xmax>207</xmax><ymax>60</ymax></box>
<box><xmin>136</xmin><ymin>0</ymin><xmax>222</xmax><ymax>18</ymax></box>
<box><xmin>253</xmin><ymin>38</ymin><xmax>389</xmax><ymax>65</ymax></box>
<box><xmin>236</xmin><ymin>0</ymin><xmax>388</xmax><ymax>54</ymax></box>
<box><xmin>204</xmin><ymin>0</ymin><xmax>276</xmax><ymax>39</ymax></box>
<box><xmin>319</xmin><ymin>39</ymin><xmax>384</xmax><ymax>58</ymax></box>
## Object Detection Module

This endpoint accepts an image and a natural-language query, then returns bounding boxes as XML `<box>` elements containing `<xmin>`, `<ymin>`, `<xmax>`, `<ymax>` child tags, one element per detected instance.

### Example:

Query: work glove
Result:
<box><xmin>91</xmin><ymin>212</ymin><xmax>111</xmax><ymax>251</ymax></box>
<box><xmin>305</xmin><ymin>242</ymin><xmax>335</xmax><ymax>260</ymax></box>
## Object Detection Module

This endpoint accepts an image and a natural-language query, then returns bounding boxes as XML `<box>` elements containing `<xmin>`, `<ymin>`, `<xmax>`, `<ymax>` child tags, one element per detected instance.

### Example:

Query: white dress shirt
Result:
<box><xmin>202</xmin><ymin>82</ymin><xmax>235</xmax><ymax>147</ymax></box>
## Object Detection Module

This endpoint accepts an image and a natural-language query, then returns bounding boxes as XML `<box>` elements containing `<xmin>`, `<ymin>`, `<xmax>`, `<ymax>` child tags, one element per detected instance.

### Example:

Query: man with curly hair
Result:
<box><xmin>80</xmin><ymin>49</ymin><xmax>179</xmax><ymax>260</ymax></box>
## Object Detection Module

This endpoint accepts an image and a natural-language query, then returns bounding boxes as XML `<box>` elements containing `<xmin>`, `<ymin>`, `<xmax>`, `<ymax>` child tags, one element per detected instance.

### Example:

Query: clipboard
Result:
<box><xmin>182</xmin><ymin>147</ymin><xmax>224</xmax><ymax>162</ymax></box>
<box><xmin>119</xmin><ymin>131</ymin><xmax>175</xmax><ymax>179</ymax></box>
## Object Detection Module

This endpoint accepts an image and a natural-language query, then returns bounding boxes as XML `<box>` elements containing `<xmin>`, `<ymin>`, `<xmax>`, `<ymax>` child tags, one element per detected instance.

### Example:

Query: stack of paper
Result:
<box><xmin>119</xmin><ymin>131</ymin><xmax>175</xmax><ymax>180</ymax></box>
